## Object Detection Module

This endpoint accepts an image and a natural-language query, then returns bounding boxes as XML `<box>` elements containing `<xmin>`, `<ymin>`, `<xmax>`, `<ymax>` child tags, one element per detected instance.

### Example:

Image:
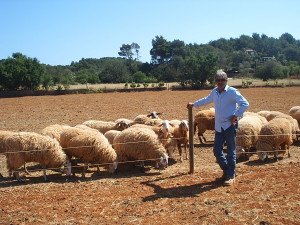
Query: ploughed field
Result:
<box><xmin>0</xmin><ymin>87</ymin><xmax>300</xmax><ymax>224</ymax></box>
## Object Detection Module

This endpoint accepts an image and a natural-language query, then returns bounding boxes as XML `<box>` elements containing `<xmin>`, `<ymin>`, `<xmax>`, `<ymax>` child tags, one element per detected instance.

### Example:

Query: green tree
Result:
<box><xmin>41</xmin><ymin>74</ymin><xmax>54</xmax><ymax>90</ymax></box>
<box><xmin>150</xmin><ymin>36</ymin><xmax>171</xmax><ymax>64</ymax></box>
<box><xmin>0</xmin><ymin>53</ymin><xmax>44</xmax><ymax>90</ymax></box>
<box><xmin>132</xmin><ymin>71</ymin><xmax>147</xmax><ymax>83</ymax></box>
<box><xmin>254</xmin><ymin>60</ymin><xmax>286</xmax><ymax>81</ymax></box>
<box><xmin>118</xmin><ymin>42</ymin><xmax>140</xmax><ymax>61</ymax></box>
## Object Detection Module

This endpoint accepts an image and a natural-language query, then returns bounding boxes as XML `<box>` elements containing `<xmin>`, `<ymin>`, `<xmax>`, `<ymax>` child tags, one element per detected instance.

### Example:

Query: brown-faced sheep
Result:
<box><xmin>256</xmin><ymin>118</ymin><xmax>293</xmax><ymax>161</ymax></box>
<box><xmin>60</xmin><ymin>127</ymin><xmax>117</xmax><ymax>177</ymax></box>
<box><xmin>171</xmin><ymin>120</ymin><xmax>189</xmax><ymax>162</ymax></box>
<box><xmin>113</xmin><ymin>127</ymin><xmax>168</xmax><ymax>171</ymax></box>
<box><xmin>194</xmin><ymin>108</ymin><xmax>215</xmax><ymax>144</ymax></box>
<box><xmin>2</xmin><ymin>132</ymin><xmax>71</xmax><ymax>182</ymax></box>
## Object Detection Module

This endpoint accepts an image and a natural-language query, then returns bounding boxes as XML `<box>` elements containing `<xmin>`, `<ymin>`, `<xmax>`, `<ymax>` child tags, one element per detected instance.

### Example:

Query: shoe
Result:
<box><xmin>215</xmin><ymin>173</ymin><xmax>227</xmax><ymax>182</ymax></box>
<box><xmin>223</xmin><ymin>177</ymin><xmax>235</xmax><ymax>186</ymax></box>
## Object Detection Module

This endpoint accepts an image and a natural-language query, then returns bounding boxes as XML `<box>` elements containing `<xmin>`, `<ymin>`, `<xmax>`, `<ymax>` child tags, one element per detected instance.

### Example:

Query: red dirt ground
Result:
<box><xmin>0</xmin><ymin>87</ymin><xmax>300</xmax><ymax>224</ymax></box>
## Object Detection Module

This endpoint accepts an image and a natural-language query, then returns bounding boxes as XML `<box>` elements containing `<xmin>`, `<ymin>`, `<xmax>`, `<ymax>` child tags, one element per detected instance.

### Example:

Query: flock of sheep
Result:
<box><xmin>0</xmin><ymin>112</ymin><xmax>188</xmax><ymax>182</ymax></box>
<box><xmin>0</xmin><ymin>106</ymin><xmax>299</xmax><ymax>182</ymax></box>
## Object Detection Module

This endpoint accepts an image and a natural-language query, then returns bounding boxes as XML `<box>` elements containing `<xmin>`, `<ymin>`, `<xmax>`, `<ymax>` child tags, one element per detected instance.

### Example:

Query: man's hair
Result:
<box><xmin>215</xmin><ymin>69</ymin><xmax>228</xmax><ymax>81</ymax></box>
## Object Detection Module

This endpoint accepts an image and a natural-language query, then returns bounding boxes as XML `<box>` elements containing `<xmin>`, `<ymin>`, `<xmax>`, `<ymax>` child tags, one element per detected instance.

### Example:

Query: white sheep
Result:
<box><xmin>2</xmin><ymin>132</ymin><xmax>71</xmax><ymax>182</ymax></box>
<box><xmin>289</xmin><ymin>106</ymin><xmax>300</xmax><ymax>123</ymax></box>
<box><xmin>289</xmin><ymin>106</ymin><xmax>300</xmax><ymax>140</ymax></box>
<box><xmin>82</xmin><ymin>120</ymin><xmax>128</xmax><ymax>133</ymax></box>
<box><xmin>258</xmin><ymin>110</ymin><xmax>286</xmax><ymax>121</ymax></box>
<box><xmin>74</xmin><ymin>124</ymin><xmax>100</xmax><ymax>132</ymax></box>
<box><xmin>171</xmin><ymin>120</ymin><xmax>189</xmax><ymax>162</ymax></box>
<box><xmin>256</xmin><ymin>118</ymin><xmax>293</xmax><ymax>161</ymax></box>
<box><xmin>194</xmin><ymin>108</ymin><xmax>215</xmax><ymax>144</ymax></box>
<box><xmin>60</xmin><ymin>127</ymin><xmax>118</xmax><ymax>177</ymax></box>
<box><xmin>0</xmin><ymin>130</ymin><xmax>16</xmax><ymax>178</ymax></box>
<box><xmin>129</xmin><ymin>120</ymin><xmax>175</xmax><ymax>155</ymax></box>
<box><xmin>114</xmin><ymin>118</ymin><xmax>134</xmax><ymax>126</ymax></box>
<box><xmin>113</xmin><ymin>127</ymin><xmax>168</xmax><ymax>171</ymax></box>
<box><xmin>40</xmin><ymin>124</ymin><xmax>71</xmax><ymax>142</ymax></box>
<box><xmin>236</xmin><ymin>114</ymin><xmax>268</xmax><ymax>159</ymax></box>
<box><xmin>272</xmin><ymin>114</ymin><xmax>299</xmax><ymax>142</ymax></box>
<box><xmin>104</xmin><ymin>130</ymin><xmax>121</xmax><ymax>145</ymax></box>
<box><xmin>132</xmin><ymin>111</ymin><xmax>163</xmax><ymax>126</ymax></box>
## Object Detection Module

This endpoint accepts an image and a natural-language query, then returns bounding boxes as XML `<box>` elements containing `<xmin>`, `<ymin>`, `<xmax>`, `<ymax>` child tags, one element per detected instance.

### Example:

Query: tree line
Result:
<box><xmin>1</xmin><ymin>32</ymin><xmax>300</xmax><ymax>91</ymax></box>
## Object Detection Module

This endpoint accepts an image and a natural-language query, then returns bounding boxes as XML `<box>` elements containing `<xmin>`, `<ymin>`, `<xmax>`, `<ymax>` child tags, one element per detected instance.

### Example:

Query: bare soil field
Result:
<box><xmin>0</xmin><ymin>87</ymin><xmax>300</xmax><ymax>225</ymax></box>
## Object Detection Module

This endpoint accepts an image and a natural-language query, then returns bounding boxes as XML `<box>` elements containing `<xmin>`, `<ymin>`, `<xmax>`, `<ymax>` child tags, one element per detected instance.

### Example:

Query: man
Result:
<box><xmin>187</xmin><ymin>70</ymin><xmax>249</xmax><ymax>186</ymax></box>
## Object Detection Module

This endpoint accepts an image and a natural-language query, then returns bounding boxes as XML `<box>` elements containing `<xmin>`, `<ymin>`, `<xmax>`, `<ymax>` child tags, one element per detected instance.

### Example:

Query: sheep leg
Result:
<box><xmin>23</xmin><ymin>163</ymin><xmax>31</xmax><ymax>176</ymax></box>
<box><xmin>198</xmin><ymin>133</ymin><xmax>206</xmax><ymax>144</ymax></box>
<box><xmin>81</xmin><ymin>165</ymin><xmax>87</xmax><ymax>178</ymax></box>
<box><xmin>13</xmin><ymin>171</ymin><xmax>23</xmax><ymax>182</ymax></box>
<box><xmin>140</xmin><ymin>161</ymin><xmax>146</xmax><ymax>172</ymax></box>
<box><xmin>42</xmin><ymin>168</ymin><xmax>48</xmax><ymax>181</ymax></box>
<box><xmin>184</xmin><ymin>143</ymin><xmax>188</xmax><ymax>160</ymax></box>
<box><xmin>96</xmin><ymin>165</ymin><xmax>101</xmax><ymax>175</ymax></box>
<box><xmin>177</xmin><ymin>143</ymin><xmax>183</xmax><ymax>162</ymax></box>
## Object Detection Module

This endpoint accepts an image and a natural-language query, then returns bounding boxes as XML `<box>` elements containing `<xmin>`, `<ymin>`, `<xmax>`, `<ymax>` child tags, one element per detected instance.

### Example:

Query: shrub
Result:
<box><xmin>130</xmin><ymin>82</ymin><xmax>137</xmax><ymax>88</ymax></box>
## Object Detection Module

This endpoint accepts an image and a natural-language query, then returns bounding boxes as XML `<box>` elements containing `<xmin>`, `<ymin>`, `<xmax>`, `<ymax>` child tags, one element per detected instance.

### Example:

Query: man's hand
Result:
<box><xmin>231</xmin><ymin>115</ymin><xmax>238</xmax><ymax>125</ymax></box>
<box><xmin>187</xmin><ymin>102</ymin><xmax>194</xmax><ymax>109</ymax></box>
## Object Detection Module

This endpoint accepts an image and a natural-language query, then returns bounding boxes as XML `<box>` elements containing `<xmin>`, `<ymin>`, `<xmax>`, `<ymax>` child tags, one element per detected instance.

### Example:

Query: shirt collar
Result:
<box><xmin>214</xmin><ymin>84</ymin><xmax>229</xmax><ymax>93</ymax></box>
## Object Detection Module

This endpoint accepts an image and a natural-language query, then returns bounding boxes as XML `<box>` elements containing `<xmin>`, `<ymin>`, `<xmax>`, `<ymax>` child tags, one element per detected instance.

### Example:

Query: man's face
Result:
<box><xmin>215</xmin><ymin>78</ymin><xmax>227</xmax><ymax>90</ymax></box>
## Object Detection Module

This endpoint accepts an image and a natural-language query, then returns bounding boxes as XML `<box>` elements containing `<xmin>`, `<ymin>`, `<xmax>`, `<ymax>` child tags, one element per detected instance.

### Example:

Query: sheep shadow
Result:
<box><xmin>243</xmin><ymin>156</ymin><xmax>285</xmax><ymax>167</ymax></box>
<box><xmin>193</xmin><ymin>143</ymin><xmax>214</xmax><ymax>148</ymax></box>
<box><xmin>141</xmin><ymin>173</ymin><xmax>219</xmax><ymax>202</ymax></box>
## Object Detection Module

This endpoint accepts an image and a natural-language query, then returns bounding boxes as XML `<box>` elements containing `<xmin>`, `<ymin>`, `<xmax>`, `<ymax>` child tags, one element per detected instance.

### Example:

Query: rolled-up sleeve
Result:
<box><xmin>234</xmin><ymin>90</ymin><xmax>249</xmax><ymax>117</ymax></box>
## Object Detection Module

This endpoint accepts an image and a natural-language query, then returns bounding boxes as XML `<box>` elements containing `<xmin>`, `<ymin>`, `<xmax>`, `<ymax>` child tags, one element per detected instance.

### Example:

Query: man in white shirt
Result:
<box><xmin>187</xmin><ymin>70</ymin><xmax>249</xmax><ymax>186</ymax></box>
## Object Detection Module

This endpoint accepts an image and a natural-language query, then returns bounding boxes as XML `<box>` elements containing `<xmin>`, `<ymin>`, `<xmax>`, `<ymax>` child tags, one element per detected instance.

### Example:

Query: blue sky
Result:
<box><xmin>1</xmin><ymin>0</ymin><xmax>299</xmax><ymax>66</ymax></box>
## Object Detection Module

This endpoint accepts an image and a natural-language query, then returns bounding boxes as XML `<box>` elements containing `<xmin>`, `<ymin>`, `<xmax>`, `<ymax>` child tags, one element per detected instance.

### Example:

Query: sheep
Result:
<box><xmin>114</xmin><ymin>118</ymin><xmax>134</xmax><ymax>126</ymax></box>
<box><xmin>256</xmin><ymin>118</ymin><xmax>293</xmax><ymax>162</ymax></box>
<box><xmin>132</xmin><ymin>111</ymin><xmax>163</xmax><ymax>126</ymax></box>
<box><xmin>40</xmin><ymin>124</ymin><xmax>71</xmax><ymax>142</ymax></box>
<box><xmin>129</xmin><ymin>123</ymin><xmax>161</xmax><ymax>134</ymax></box>
<box><xmin>256</xmin><ymin>110</ymin><xmax>271</xmax><ymax>119</ymax></box>
<box><xmin>289</xmin><ymin>106</ymin><xmax>300</xmax><ymax>140</ymax></box>
<box><xmin>82</xmin><ymin>120</ymin><xmax>128</xmax><ymax>133</ymax></box>
<box><xmin>74</xmin><ymin>124</ymin><xmax>100</xmax><ymax>133</ymax></box>
<box><xmin>104</xmin><ymin>130</ymin><xmax>121</xmax><ymax>145</ymax></box>
<box><xmin>113</xmin><ymin>127</ymin><xmax>168</xmax><ymax>171</ymax></box>
<box><xmin>171</xmin><ymin>120</ymin><xmax>189</xmax><ymax>162</ymax></box>
<box><xmin>236</xmin><ymin>115</ymin><xmax>268</xmax><ymax>159</ymax></box>
<box><xmin>257</xmin><ymin>110</ymin><xmax>286</xmax><ymax>121</ymax></box>
<box><xmin>258</xmin><ymin>110</ymin><xmax>300</xmax><ymax>142</ymax></box>
<box><xmin>60</xmin><ymin>127</ymin><xmax>117</xmax><ymax>177</ymax></box>
<box><xmin>129</xmin><ymin>120</ymin><xmax>176</xmax><ymax>157</ymax></box>
<box><xmin>289</xmin><ymin>106</ymin><xmax>300</xmax><ymax>123</ymax></box>
<box><xmin>194</xmin><ymin>108</ymin><xmax>215</xmax><ymax>144</ymax></box>
<box><xmin>271</xmin><ymin>114</ymin><xmax>299</xmax><ymax>142</ymax></box>
<box><xmin>2</xmin><ymin>132</ymin><xmax>71</xmax><ymax>182</ymax></box>
<box><xmin>0</xmin><ymin>130</ymin><xmax>16</xmax><ymax>178</ymax></box>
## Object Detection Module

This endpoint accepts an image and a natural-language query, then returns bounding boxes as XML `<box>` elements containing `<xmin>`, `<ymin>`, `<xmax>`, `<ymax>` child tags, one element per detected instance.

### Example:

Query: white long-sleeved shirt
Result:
<box><xmin>193</xmin><ymin>85</ymin><xmax>249</xmax><ymax>132</ymax></box>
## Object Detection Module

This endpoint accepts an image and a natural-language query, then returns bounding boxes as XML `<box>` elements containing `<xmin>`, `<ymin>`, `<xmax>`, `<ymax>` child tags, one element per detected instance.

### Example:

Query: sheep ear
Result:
<box><xmin>157</xmin><ymin>112</ymin><xmax>162</xmax><ymax>115</ymax></box>
<box><xmin>169</xmin><ymin>123</ymin><xmax>174</xmax><ymax>127</ymax></box>
<box><xmin>158</xmin><ymin>123</ymin><xmax>163</xmax><ymax>127</ymax></box>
